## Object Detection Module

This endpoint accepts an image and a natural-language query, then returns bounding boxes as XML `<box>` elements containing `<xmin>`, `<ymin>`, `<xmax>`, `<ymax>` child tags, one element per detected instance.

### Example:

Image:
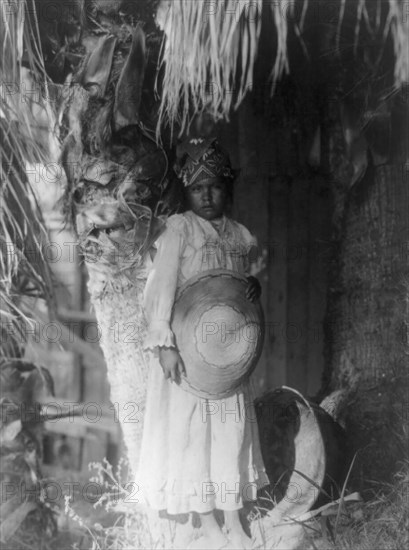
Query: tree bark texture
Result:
<box><xmin>324</xmin><ymin>159</ymin><xmax>408</xmax><ymax>489</ymax></box>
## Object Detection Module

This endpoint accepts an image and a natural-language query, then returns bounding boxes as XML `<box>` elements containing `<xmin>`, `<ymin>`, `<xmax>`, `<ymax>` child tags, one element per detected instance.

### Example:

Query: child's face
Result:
<box><xmin>186</xmin><ymin>178</ymin><xmax>227</xmax><ymax>220</ymax></box>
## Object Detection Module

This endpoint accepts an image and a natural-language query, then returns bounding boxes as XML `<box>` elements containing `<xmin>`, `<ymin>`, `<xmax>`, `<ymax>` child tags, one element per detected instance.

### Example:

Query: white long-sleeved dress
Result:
<box><xmin>136</xmin><ymin>210</ymin><xmax>268</xmax><ymax>514</ymax></box>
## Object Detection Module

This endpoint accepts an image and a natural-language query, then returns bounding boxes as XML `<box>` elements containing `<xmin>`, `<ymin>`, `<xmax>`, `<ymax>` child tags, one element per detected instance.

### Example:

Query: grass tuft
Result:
<box><xmin>52</xmin><ymin>460</ymin><xmax>409</xmax><ymax>550</ymax></box>
<box><xmin>306</xmin><ymin>460</ymin><xmax>409</xmax><ymax>550</ymax></box>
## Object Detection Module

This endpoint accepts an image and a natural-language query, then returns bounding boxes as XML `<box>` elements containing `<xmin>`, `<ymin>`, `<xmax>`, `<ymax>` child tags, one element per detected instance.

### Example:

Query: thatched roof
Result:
<box><xmin>156</xmin><ymin>0</ymin><xmax>409</xmax><ymax>135</ymax></box>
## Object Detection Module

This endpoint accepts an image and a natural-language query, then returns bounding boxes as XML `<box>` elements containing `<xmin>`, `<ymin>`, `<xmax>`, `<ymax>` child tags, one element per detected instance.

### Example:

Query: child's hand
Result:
<box><xmin>158</xmin><ymin>347</ymin><xmax>186</xmax><ymax>383</ymax></box>
<box><xmin>246</xmin><ymin>276</ymin><xmax>261</xmax><ymax>302</ymax></box>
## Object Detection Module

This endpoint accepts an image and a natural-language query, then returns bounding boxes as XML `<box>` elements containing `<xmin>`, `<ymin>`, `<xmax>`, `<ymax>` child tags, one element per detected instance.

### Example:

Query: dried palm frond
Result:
<box><xmin>0</xmin><ymin>120</ymin><xmax>55</xmax><ymax>350</ymax></box>
<box><xmin>156</xmin><ymin>0</ymin><xmax>266</xmax><ymax>137</ymax></box>
<box><xmin>384</xmin><ymin>0</ymin><xmax>409</xmax><ymax>85</ymax></box>
<box><xmin>156</xmin><ymin>0</ymin><xmax>409</xmax><ymax>137</ymax></box>
<box><xmin>1</xmin><ymin>6</ymin><xmax>57</xmax><ymax>540</ymax></box>
<box><xmin>0</xmin><ymin>0</ymin><xmax>55</xmax><ymax>339</ymax></box>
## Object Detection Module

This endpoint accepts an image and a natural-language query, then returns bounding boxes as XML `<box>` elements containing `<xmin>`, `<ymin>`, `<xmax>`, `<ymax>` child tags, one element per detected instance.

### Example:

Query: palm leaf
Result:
<box><xmin>1</xmin><ymin>1</ymin><xmax>56</xmax><ymax>353</ymax></box>
<box><xmin>156</xmin><ymin>0</ymin><xmax>409</xmax><ymax>136</ymax></box>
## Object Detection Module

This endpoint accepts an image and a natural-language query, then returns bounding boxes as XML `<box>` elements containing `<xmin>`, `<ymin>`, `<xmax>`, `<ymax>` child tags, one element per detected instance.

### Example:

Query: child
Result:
<box><xmin>137</xmin><ymin>138</ymin><xmax>268</xmax><ymax>549</ymax></box>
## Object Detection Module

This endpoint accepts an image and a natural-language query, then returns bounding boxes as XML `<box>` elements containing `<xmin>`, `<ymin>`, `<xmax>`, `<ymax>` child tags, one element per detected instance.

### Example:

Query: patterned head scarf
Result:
<box><xmin>175</xmin><ymin>137</ymin><xmax>235</xmax><ymax>187</ymax></box>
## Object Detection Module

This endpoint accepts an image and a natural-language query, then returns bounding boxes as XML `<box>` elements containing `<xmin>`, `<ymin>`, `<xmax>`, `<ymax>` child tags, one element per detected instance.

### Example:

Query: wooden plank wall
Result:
<box><xmin>25</xmin><ymin>210</ymin><xmax>121</xmax><ymax>477</ymax></box>
<box><xmin>220</xmin><ymin>99</ymin><xmax>331</xmax><ymax>398</ymax></box>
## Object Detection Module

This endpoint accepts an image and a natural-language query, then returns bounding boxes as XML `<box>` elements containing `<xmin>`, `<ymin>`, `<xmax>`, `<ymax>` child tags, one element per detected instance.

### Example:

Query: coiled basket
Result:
<box><xmin>171</xmin><ymin>268</ymin><xmax>265</xmax><ymax>399</ymax></box>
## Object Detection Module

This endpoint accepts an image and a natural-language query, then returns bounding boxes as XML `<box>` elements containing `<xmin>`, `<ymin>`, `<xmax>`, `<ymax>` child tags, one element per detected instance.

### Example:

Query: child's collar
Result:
<box><xmin>189</xmin><ymin>211</ymin><xmax>227</xmax><ymax>235</ymax></box>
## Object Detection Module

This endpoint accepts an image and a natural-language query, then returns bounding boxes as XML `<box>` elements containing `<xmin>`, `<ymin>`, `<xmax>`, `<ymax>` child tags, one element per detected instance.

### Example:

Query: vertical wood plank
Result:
<box><xmin>81</xmin><ymin>430</ymin><xmax>110</xmax><ymax>475</ymax></box>
<box><xmin>230</xmin><ymin>99</ymin><xmax>271</xmax><ymax>395</ymax></box>
<box><xmin>286</xmin><ymin>177</ymin><xmax>310</xmax><ymax>392</ymax></box>
<box><xmin>307</xmin><ymin>176</ymin><xmax>331</xmax><ymax>395</ymax></box>
<box><xmin>266</xmin><ymin>175</ymin><xmax>289</xmax><ymax>389</ymax></box>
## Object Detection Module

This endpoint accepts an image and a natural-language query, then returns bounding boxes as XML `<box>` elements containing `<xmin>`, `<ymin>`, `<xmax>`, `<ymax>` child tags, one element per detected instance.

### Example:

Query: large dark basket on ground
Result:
<box><xmin>171</xmin><ymin>269</ymin><xmax>265</xmax><ymax>399</ymax></box>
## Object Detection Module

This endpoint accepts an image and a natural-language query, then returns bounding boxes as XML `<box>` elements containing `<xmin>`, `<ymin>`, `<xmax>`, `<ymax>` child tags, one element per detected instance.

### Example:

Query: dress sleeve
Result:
<box><xmin>143</xmin><ymin>216</ymin><xmax>185</xmax><ymax>352</ymax></box>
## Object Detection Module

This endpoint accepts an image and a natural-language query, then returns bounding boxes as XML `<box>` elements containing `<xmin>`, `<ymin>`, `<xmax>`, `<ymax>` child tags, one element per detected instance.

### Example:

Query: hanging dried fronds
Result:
<box><xmin>267</xmin><ymin>0</ymin><xmax>293</xmax><ymax>91</ymax></box>
<box><xmin>384</xmin><ymin>0</ymin><xmax>409</xmax><ymax>85</ymax></box>
<box><xmin>156</xmin><ymin>0</ymin><xmax>409</xmax><ymax>137</ymax></box>
<box><xmin>156</xmin><ymin>0</ymin><xmax>266</xmax><ymax>137</ymax></box>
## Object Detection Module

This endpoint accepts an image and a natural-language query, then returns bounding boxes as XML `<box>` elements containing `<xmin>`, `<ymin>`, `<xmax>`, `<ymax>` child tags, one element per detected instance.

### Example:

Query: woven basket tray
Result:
<box><xmin>171</xmin><ymin>268</ymin><xmax>264</xmax><ymax>399</ymax></box>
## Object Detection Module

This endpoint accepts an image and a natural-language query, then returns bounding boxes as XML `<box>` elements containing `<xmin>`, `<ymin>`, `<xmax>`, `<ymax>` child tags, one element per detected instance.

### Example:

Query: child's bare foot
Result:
<box><xmin>193</xmin><ymin>511</ymin><xmax>229</xmax><ymax>549</ymax></box>
<box><xmin>188</xmin><ymin>534</ymin><xmax>230</xmax><ymax>549</ymax></box>
<box><xmin>224</xmin><ymin>510</ymin><xmax>252</xmax><ymax>549</ymax></box>
<box><xmin>227</xmin><ymin>531</ymin><xmax>252</xmax><ymax>549</ymax></box>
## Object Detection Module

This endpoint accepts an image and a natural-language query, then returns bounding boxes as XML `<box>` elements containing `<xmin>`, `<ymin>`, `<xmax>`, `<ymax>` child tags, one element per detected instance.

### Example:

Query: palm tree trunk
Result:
<box><xmin>323</xmin><ymin>116</ymin><xmax>409</xmax><ymax>491</ymax></box>
<box><xmin>85</xmin><ymin>263</ymin><xmax>151</xmax><ymax>469</ymax></box>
